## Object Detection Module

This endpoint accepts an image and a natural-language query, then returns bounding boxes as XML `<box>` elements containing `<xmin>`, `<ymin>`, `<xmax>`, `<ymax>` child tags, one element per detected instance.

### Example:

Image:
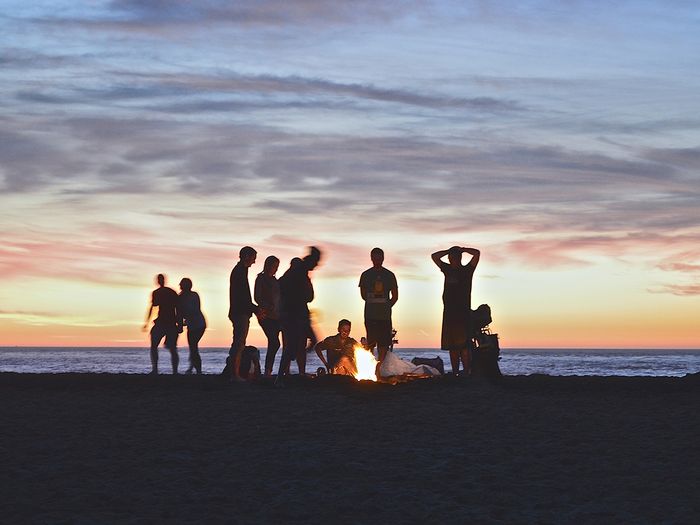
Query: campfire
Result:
<box><xmin>352</xmin><ymin>345</ymin><xmax>378</xmax><ymax>382</ymax></box>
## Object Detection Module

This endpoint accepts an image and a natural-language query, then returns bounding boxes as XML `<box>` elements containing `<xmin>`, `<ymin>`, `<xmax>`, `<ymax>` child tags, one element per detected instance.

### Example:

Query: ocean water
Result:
<box><xmin>1</xmin><ymin>347</ymin><xmax>699</xmax><ymax>377</ymax></box>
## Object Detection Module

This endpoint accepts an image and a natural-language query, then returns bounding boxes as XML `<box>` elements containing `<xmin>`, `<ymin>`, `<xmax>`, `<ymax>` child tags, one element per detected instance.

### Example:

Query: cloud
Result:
<box><xmin>12</xmin><ymin>71</ymin><xmax>522</xmax><ymax>114</ymax></box>
<box><xmin>109</xmin><ymin>0</ymin><xmax>416</xmax><ymax>28</ymax></box>
<box><xmin>499</xmin><ymin>233</ymin><xmax>700</xmax><ymax>271</ymax></box>
<box><xmin>643</xmin><ymin>146</ymin><xmax>700</xmax><ymax>170</ymax></box>
<box><xmin>650</xmin><ymin>284</ymin><xmax>700</xmax><ymax>297</ymax></box>
<box><xmin>0</xmin><ymin>309</ymin><xmax>131</xmax><ymax>327</ymax></box>
<box><xmin>3</xmin><ymin>108</ymin><xmax>698</xmax><ymax>244</ymax></box>
<box><xmin>25</xmin><ymin>0</ymin><xmax>422</xmax><ymax>35</ymax></box>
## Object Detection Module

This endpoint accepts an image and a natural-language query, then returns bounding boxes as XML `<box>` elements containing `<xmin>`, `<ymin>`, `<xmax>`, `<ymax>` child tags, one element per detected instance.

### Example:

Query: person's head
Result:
<box><xmin>303</xmin><ymin>246</ymin><xmax>322</xmax><ymax>271</ymax></box>
<box><xmin>370</xmin><ymin>247</ymin><xmax>384</xmax><ymax>268</ymax></box>
<box><xmin>448</xmin><ymin>246</ymin><xmax>462</xmax><ymax>266</ymax></box>
<box><xmin>337</xmin><ymin>319</ymin><xmax>351</xmax><ymax>339</ymax></box>
<box><xmin>263</xmin><ymin>255</ymin><xmax>280</xmax><ymax>276</ymax></box>
<box><xmin>179</xmin><ymin>277</ymin><xmax>192</xmax><ymax>292</ymax></box>
<box><xmin>156</xmin><ymin>273</ymin><xmax>165</xmax><ymax>287</ymax></box>
<box><xmin>239</xmin><ymin>246</ymin><xmax>257</xmax><ymax>267</ymax></box>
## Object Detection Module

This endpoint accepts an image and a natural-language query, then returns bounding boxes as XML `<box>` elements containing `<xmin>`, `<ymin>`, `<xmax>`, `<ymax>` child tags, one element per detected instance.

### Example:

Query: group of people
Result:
<box><xmin>143</xmin><ymin>244</ymin><xmax>480</xmax><ymax>378</ymax></box>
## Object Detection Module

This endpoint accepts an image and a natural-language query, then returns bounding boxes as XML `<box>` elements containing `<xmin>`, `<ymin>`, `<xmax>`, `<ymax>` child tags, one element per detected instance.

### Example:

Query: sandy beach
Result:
<box><xmin>1</xmin><ymin>373</ymin><xmax>698</xmax><ymax>524</ymax></box>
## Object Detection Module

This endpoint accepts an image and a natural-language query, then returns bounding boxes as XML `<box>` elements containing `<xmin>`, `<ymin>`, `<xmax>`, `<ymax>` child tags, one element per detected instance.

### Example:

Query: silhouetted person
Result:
<box><xmin>239</xmin><ymin>345</ymin><xmax>262</xmax><ymax>380</ymax></box>
<box><xmin>178</xmin><ymin>277</ymin><xmax>206</xmax><ymax>375</ymax></box>
<box><xmin>228</xmin><ymin>246</ymin><xmax>259</xmax><ymax>382</ymax></box>
<box><xmin>315</xmin><ymin>319</ymin><xmax>359</xmax><ymax>376</ymax></box>
<box><xmin>432</xmin><ymin>245</ymin><xmax>480</xmax><ymax>375</ymax></box>
<box><xmin>359</xmin><ymin>247</ymin><xmax>398</xmax><ymax>362</ymax></box>
<box><xmin>276</xmin><ymin>247</ymin><xmax>321</xmax><ymax>382</ymax></box>
<box><xmin>302</xmin><ymin>246</ymin><xmax>321</xmax><ymax>354</ymax></box>
<box><xmin>143</xmin><ymin>273</ymin><xmax>180</xmax><ymax>374</ymax></box>
<box><xmin>255</xmin><ymin>255</ymin><xmax>281</xmax><ymax>376</ymax></box>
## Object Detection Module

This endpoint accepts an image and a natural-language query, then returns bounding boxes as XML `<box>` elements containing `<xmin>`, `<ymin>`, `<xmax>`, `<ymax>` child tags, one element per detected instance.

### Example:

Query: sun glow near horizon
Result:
<box><xmin>1</xmin><ymin>1</ymin><xmax>699</xmax><ymax>349</ymax></box>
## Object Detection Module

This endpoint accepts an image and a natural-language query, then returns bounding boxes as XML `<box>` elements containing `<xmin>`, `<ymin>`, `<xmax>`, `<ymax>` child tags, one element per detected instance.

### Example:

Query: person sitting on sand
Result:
<box><xmin>315</xmin><ymin>319</ymin><xmax>359</xmax><ymax>376</ymax></box>
<box><xmin>143</xmin><ymin>273</ymin><xmax>181</xmax><ymax>375</ymax></box>
<box><xmin>178</xmin><ymin>277</ymin><xmax>206</xmax><ymax>375</ymax></box>
<box><xmin>431</xmin><ymin>245</ymin><xmax>480</xmax><ymax>375</ymax></box>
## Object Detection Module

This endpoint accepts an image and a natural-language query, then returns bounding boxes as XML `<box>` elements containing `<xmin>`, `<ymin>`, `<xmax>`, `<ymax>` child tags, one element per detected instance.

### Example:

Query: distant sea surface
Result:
<box><xmin>1</xmin><ymin>347</ymin><xmax>699</xmax><ymax>377</ymax></box>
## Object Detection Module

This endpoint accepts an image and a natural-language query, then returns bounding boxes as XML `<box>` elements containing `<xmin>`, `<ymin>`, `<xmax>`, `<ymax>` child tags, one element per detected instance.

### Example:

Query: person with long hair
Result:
<box><xmin>255</xmin><ymin>255</ymin><xmax>281</xmax><ymax>376</ymax></box>
<box><xmin>178</xmin><ymin>277</ymin><xmax>207</xmax><ymax>374</ymax></box>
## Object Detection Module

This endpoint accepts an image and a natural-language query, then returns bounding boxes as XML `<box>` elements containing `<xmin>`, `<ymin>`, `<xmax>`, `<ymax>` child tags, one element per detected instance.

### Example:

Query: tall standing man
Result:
<box><xmin>143</xmin><ymin>273</ymin><xmax>180</xmax><ymax>375</ymax></box>
<box><xmin>359</xmin><ymin>247</ymin><xmax>398</xmax><ymax>362</ymax></box>
<box><xmin>431</xmin><ymin>246</ymin><xmax>480</xmax><ymax>375</ymax></box>
<box><xmin>228</xmin><ymin>246</ymin><xmax>259</xmax><ymax>381</ymax></box>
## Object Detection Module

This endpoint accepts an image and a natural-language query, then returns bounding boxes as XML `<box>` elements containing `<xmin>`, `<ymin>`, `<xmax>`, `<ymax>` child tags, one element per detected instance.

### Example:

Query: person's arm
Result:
<box><xmin>389</xmin><ymin>272</ymin><xmax>398</xmax><ymax>308</ymax></box>
<box><xmin>306</xmin><ymin>276</ymin><xmax>314</xmax><ymax>303</ymax></box>
<box><xmin>462</xmin><ymin>247</ymin><xmax>480</xmax><ymax>267</ymax></box>
<box><xmin>142</xmin><ymin>304</ymin><xmax>153</xmax><ymax>331</ymax></box>
<box><xmin>431</xmin><ymin>249</ymin><xmax>449</xmax><ymax>268</ymax></box>
<box><xmin>254</xmin><ymin>275</ymin><xmax>263</xmax><ymax>306</ymax></box>
<box><xmin>314</xmin><ymin>340</ymin><xmax>330</xmax><ymax>370</ymax></box>
<box><xmin>359</xmin><ymin>273</ymin><xmax>368</xmax><ymax>301</ymax></box>
<box><xmin>228</xmin><ymin>269</ymin><xmax>236</xmax><ymax>322</ymax></box>
<box><xmin>253</xmin><ymin>276</ymin><xmax>267</xmax><ymax>320</ymax></box>
<box><xmin>142</xmin><ymin>292</ymin><xmax>154</xmax><ymax>331</ymax></box>
<box><xmin>175</xmin><ymin>296</ymin><xmax>183</xmax><ymax>333</ymax></box>
<box><xmin>389</xmin><ymin>284</ymin><xmax>398</xmax><ymax>308</ymax></box>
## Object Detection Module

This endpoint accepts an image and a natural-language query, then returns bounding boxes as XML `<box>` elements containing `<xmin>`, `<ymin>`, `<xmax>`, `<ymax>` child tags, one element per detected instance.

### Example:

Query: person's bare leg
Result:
<box><xmin>460</xmin><ymin>348</ymin><xmax>471</xmax><ymax>375</ymax></box>
<box><xmin>378</xmin><ymin>346</ymin><xmax>389</xmax><ymax>362</ymax></box>
<box><xmin>297</xmin><ymin>347</ymin><xmax>306</xmax><ymax>376</ymax></box>
<box><xmin>449</xmin><ymin>350</ymin><xmax>460</xmax><ymax>375</ymax></box>
<box><xmin>232</xmin><ymin>351</ymin><xmax>245</xmax><ymax>382</ymax></box>
<box><xmin>169</xmin><ymin>347</ymin><xmax>179</xmax><ymax>375</ymax></box>
<box><xmin>150</xmin><ymin>344</ymin><xmax>158</xmax><ymax>374</ymax></box>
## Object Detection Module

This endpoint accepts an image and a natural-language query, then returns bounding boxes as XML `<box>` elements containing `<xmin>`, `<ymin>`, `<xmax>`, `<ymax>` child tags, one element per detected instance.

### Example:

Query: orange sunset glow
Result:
<box><xmin>1</xmin><ymin>2</ymin><xmax>699</xmax><ymax>350</ymax></box>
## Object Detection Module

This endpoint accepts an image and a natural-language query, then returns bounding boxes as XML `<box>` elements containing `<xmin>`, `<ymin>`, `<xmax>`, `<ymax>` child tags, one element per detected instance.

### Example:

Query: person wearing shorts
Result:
<box><xmin>143</xmin><ymin>273</ymin><xmax>180</xmax><ymax>374</ymax></box>
<box><xmin>359</xmin><ymin>247</ymin><xmax>398</xmax><ymax>362</ymax></box>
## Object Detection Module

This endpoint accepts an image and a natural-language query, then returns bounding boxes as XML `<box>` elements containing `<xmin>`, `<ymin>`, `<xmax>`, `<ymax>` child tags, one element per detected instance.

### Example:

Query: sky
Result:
<box><xmin>1</xmin><ymin>0</ymin><xmax>699</xmax><ymax>349</ymax></box>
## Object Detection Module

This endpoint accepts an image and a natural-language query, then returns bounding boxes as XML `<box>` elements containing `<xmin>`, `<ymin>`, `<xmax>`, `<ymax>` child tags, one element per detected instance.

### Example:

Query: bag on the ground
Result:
<box><xmin>472</xmin><ymin>332</ymin><xmax>502</xmax><ymax>378</ymax></box>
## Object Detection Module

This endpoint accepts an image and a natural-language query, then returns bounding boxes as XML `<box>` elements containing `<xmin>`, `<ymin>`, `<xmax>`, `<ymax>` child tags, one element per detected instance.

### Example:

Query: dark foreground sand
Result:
<box><xmin>1</xmin><ymin>373</ymin><xmax>698</xmax><ymax>524</ymax></box>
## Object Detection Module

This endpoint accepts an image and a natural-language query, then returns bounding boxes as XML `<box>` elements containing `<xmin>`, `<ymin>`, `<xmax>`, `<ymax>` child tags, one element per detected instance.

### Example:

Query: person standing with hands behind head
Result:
<box><xmin>359</xmin><ymin>247</ymin><xmax>398</xmax><ymax>362</ymax></box>
<box><xmin>432</xmin><ymin>246</ymin><xmax>480</xmax><ymax>376</ymax></box>
<box><xmin>227</xmin><ymin>246</ymin><xmax>259</xmax><ymax>382</ymax></box>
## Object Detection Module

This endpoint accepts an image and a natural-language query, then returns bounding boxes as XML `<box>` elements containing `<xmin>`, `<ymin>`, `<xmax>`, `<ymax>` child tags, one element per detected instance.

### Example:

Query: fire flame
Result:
<box><xmin>352</xmin><ymin>345</ymin><xmax>378</xmax><ymax>382</ymax></box>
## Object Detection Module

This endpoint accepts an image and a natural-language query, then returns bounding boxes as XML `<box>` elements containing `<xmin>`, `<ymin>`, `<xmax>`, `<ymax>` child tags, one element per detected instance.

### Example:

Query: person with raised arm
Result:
<box><xmin>431</xmin><ymin>246</ymin><xmax>480</xmax><ymax>375</ymax></box>
<box><xmin>276</xmin><ymin>246</ymin><xmax>321</xmax><ymax>383</ymax></box>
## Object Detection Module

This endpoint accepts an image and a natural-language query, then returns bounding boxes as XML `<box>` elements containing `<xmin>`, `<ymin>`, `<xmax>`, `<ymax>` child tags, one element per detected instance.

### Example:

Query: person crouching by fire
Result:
<box><xmin>315</xmin><ymin>319</ymin><xmax>359</xmax><ymax>376</ymax></box>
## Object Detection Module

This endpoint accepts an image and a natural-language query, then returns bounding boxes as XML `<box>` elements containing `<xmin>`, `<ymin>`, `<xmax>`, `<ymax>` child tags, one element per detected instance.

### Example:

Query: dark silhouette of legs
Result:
<box><xmin>229</xmin><ymin>315</ymin><xmax>250</xmax><ymax>381</ymax></box>
<box><xmin>260</xmin><ymin>318</ymin><xmax>281</xmax><ymax>376</ymax></box>
<box><xmin>187</xmin><ymin>327</ymin><xmax>205</xmax><ymax>374</ymax></box>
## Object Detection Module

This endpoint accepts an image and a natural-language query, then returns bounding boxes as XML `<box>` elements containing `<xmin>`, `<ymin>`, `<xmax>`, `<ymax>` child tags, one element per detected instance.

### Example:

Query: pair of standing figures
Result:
<box><xmin>142</xmin><ymin>274</ymin><xmax>206</xmax><ymax>375</ymax></box>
